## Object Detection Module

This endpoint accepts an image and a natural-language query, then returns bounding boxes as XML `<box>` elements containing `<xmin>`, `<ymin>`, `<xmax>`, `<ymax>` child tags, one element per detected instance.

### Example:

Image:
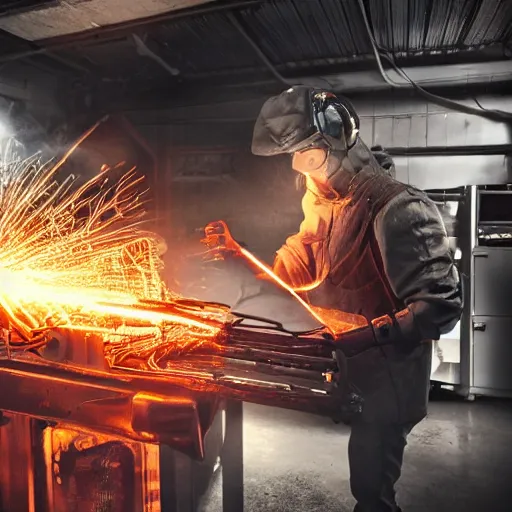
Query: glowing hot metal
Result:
<box><xmin>0</xmin><ymin>122</ymin><xmax>226</xmax><ymax>354</ymax></box>
<box><xmin>0</xmin><ymin>123</ymin><xmax>367</xmax><ymax>460</ymax></box>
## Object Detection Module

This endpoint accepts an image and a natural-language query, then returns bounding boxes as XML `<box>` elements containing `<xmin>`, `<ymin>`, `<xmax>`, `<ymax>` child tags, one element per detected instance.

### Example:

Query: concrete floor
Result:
<box><xmin>201</xmin><ymin>392</ymin><xmax>512</xmax><ymax>512</ymax></box>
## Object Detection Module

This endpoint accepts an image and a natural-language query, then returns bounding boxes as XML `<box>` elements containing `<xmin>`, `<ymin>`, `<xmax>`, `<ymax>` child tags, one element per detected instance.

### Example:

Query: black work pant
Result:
<box><xmin>349</xmin><ymin>421</ymin><xmax>417</xmax><ymax>512</ymax></box>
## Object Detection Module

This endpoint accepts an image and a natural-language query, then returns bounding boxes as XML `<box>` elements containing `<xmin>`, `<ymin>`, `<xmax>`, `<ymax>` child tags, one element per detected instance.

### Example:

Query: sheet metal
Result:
<box><xmin>463</xmin><ymin>0</ymin><xmax>512</xmax><ymax>46</ymax></box>
<box><xmin>240</xmin><ymin>0</ymin><xmax>370</xmax><ymax>65</ymax></box>
<box><xmin>151</xmin><ymin>13</ymin><xmax>262</xmax><ymax>73</ymax></box>
<box><xmin>0</xmin><ymin>0</ymin><xmax>215</xmax><ymax>41</ymax></box>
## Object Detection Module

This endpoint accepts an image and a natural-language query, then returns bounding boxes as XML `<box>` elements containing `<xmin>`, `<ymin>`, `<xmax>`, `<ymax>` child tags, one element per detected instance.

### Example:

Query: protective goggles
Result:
<box><xmin>294</xmin><ymin>90</ymin><xmax>359</xmax><ymax>154</ymax></box>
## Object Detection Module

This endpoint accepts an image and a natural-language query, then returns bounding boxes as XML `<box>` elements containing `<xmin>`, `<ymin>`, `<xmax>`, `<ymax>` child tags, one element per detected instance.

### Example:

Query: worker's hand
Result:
<box><xmin>334</xmin><ymin>389</ymin><xmax>364</xmax><ymax>425</ymax></box>
<box><xmin>332</xmin><ymin>347</ymin><xmax>364</xmax><ymax>424</ymax></box>
<box><xmin>201</xmin><ymin>220</ymin><xmax>242</xmax><ymax>261</ymax></box>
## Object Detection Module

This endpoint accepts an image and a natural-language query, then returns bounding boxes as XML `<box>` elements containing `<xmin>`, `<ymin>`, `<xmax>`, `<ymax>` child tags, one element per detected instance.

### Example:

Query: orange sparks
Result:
<box><xmin>0</xmin><ymin>122</ymin><xmax>334</xmax><ymax>369</ymax></box>
<box><xmin>0</xmin><ymin>122</ymin><xmax>227</xmax><ymax>362</ymax></box>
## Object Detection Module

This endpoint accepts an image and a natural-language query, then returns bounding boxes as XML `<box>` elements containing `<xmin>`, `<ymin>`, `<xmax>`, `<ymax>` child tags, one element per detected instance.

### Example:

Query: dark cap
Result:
<box><xmin>251</xmin><ymin>86</ymin><xmax>360</xmax><ymax>157</ymax></box>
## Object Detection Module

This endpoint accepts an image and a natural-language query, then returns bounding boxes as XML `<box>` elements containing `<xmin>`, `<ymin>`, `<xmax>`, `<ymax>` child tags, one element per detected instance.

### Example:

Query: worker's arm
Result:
<box><xmin>273</xmin><ymin>188</ymin><xmax>332</xmax><ymax>287</ymax></box>
<box><xmin>373</xmin><ymin>188</ymin><xmax>463</xmax><ymax>342</ymax></box>
<box><xmin>273</xmin><ymin>236</ymin><xmax>315</xmax><ymax>287</ymax></box>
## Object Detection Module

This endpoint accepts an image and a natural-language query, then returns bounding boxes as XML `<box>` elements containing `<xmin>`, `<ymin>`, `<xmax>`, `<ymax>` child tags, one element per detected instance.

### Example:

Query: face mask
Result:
<box><xmin>292</xmin><ymin>148</ymin><xmax>328</xmax><ymax>174</ymax></box>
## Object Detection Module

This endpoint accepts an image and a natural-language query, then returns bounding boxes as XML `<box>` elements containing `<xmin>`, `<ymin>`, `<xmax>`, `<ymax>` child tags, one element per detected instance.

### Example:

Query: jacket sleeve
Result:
<box><xmin>373</xmin><ymin>188</ymin><xmax>462</xmax><ymax>340</ymax></box>
<box><xmin>273</xmin><ymin>234</ymin><xmax>315</xmax><ymax>287</ymax></box>
<box><xmin>273</xmin><ymin>188</ymin><xmax>331</xmax><ymax>288</ymax></box>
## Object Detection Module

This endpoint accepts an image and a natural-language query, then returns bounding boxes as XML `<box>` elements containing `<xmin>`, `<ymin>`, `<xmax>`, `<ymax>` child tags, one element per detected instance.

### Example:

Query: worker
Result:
<box><xmin>251</xmin><ymin>86</ymin><xmax>462</xmax><ymax>512</ymax></box>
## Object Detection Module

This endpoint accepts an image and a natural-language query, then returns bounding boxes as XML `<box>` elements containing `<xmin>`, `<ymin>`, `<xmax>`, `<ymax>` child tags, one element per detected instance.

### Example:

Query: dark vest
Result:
<box><xmin>275</xmin><ymin>168</ymin><xmax>431</xmax><ymax>424</ymax></box>
<box><xmin>306</xmin><ymin>168</ymin><xmax>407</xmax><ymax>320</ymax></box>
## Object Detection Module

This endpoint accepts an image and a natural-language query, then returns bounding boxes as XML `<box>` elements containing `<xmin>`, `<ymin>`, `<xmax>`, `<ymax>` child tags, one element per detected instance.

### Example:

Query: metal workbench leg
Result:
<box><xmin>160</xmin><ymin>445</ymin><xmax>196</xmax><ymax>512</ymax></box>
<box><xmin>221</xmin><ymin>400</ymin><xmax>244</xmax><ymax>512</ymax></box>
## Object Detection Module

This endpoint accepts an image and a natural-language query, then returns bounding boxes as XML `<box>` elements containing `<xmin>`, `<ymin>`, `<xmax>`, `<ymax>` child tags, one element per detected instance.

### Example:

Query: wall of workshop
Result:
<box><xmin>350</xmin><ymin>92</ymin><xmax>512</xmax><ymax>189</ymax></box>
<box><xmin>0</xmin><ymin>62</ymin><xmax>66</xmax><ymax>156</ymax></box>
<box><xmin>132</xmin><ymin>90</ymin><xmax>512</xmax><ymax>274</ymax></box>
<box><xmin>140</xmin><ymin>124</ymin><xmax>303</xmax><ymax>272</ymax></box>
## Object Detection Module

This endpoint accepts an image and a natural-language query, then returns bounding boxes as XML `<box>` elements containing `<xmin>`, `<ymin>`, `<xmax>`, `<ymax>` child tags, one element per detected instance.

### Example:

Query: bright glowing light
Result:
<box><xmin>291</xmin><ymin>280</ymin><xmax>323</xmax><ymax>293</ymax></box>
<box><xmin>0</xmin><ymin>121</ymin><xmax>227</xmax><ymax>364</ymax></box>
<box><xmin>0</xmin><ymin>122</ymin><xmax>339</xmax><ymax>369</ymax></box>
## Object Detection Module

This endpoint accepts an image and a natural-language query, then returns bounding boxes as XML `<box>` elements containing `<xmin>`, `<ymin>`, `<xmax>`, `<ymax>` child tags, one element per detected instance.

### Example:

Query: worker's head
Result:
<box><xmin>251</xmin><ymin>86</ymin><xmax>360</xmax><ymax>189</ymax></box>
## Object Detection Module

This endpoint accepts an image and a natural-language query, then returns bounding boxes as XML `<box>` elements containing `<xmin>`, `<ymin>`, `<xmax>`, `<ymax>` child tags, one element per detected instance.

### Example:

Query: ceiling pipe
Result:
<box><xmin>226</xmin><ymin>11</ymin><xmax>334</xmax><ymax>90</ymax></box>
<box><xmin>355</xmin><ymin>0</ymin><xmax>512</xmax><ymax>123</ymax></box>
<box><xmin>226</xmin><ymin>11</ymin><xmax>289</xmax><ymax>87</ymax></box>
<box><xmin>131</xmin><ymin>34</ymin><xmax>180</xmax><ymax>76</ymax></box>
<box><xmin>385</xmin><ymin>144</ymin><xmax>512</xmax><ymax>157</ymax></box>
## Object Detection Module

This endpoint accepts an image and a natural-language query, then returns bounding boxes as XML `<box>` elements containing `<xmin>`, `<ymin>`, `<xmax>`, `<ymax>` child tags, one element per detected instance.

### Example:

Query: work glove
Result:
<box><xmin>334</xmin><ymin>390</ymin><xmax>364</xmax><ymax>425</ymax></box>
<box><xmin>334</xmin><ymin>307</ymin><xmax>424</xmax><ymax>357</ymax></box>
<box><xmin>201</xmin><ymin>220</ymin><xmax>242</xmax><ymax>260</ymax></box>
<box><xmin>331</xmin><ymin>347</ymin><xmax>364</xmax><ymax>424</ymax></box>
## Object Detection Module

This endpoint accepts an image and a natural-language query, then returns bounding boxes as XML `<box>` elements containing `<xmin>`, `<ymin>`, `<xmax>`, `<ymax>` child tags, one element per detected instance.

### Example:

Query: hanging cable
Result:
<box><xmin>471</xmin><ymin>95</ymin><xmax>512</xmax><ymax>117</ymax></box>
<box><xmin>356</xmin><ymin>0</ymin><xmax>512</xmax><ymax>123</ymax></box>
<box><xmin>380</xmin><ymin>51</ymin><xmax>512</xmax><ymax>121</ymax></box>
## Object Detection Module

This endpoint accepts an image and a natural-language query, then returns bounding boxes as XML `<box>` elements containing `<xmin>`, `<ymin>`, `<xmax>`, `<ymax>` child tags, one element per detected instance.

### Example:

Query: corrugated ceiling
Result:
<box><xmin>240</xmin><ymin>0</ymin><xmax>371</xmax><ymax>64</ymax></box>
<box><xmin>151</xmin><ymin>14</ymin><xmax>262</xmax><ymax>73</ymax></box>
<box><xmin>463</xmin><ymin>0</ymin><xmax>512</xmax><ymax>46</ymax></box>
<box><xmin>161</xmin><ymin>0</ymin><xmax>512</xmax><ymax>66</ymax></box>
<box><xmin>124</xmin><ymin>0</ymin><xmax>512</xmax><ymax>77</ymax></box>
<box><xmin>1</xmin><ymin>0</ymin><xmax>511</xmax><ymax>85</ymax></box>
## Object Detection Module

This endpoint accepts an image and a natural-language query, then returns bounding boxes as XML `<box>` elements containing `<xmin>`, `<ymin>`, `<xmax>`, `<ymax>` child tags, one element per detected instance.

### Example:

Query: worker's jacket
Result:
<box><xmin>273</xmin><ymin>167</ymin><xmax>461</xmax><ymax>424</ymax></box>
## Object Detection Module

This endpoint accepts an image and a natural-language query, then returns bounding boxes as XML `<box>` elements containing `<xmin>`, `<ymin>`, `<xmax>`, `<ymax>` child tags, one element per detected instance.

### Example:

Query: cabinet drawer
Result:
<box><xmin>474</xmin><ymin>248</ymin><xmax>512</xmax><ymax>316</ymax></box>
<box><xmin>473</xmin><ymin>316</ymin><xmax>512</xmax><ymax>391</ymax></box>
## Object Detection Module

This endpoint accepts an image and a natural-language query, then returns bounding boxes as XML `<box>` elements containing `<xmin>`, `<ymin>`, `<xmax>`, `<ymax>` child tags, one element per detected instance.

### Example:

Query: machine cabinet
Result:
<box><xmin>427</xmin><ymin>185</ymin><xmax>512</xmax><ymax>399</ymax></box>
<box><xmin>473</xmin><ymin>247</ymin><xmax>512</xmax><ymax>317</ymax></box>
<box><xmin>472</xmin><ymin>316</ymin><xmax>512</xmax><ymax>392</ymax></box>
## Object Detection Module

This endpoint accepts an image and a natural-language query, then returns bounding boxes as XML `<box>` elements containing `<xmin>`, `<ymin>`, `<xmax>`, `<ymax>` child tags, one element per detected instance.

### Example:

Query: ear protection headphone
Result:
<box><xmin>335</xmin><ymin>99</ymin><xmax>359</xmax><ymax>148</ymax></box>
<box><xmin>311</xmin><ymin>91</ymin><xmax>360</xmax><ymax>151</ymax></box>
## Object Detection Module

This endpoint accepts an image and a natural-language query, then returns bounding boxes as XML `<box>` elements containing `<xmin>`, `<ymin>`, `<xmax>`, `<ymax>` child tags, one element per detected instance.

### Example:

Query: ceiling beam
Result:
<box><xmin>102</xmin><ymin>59</ymin><xmax>512</xmax><ymax>116</ymax></box>
<box><xmin>131</xmin><ymin>34</ymin><xmax>180</xmax><ymax>77</ymax></box>
<box><xmin>302</xmin><ymin>60</ymin><xmax>512</xmax><ymax>93</ymax></box>
<box><xmin>0</xmin><ymin>0</ymin><xmax>262</xmax><ymax>72</ymax></box>
<box><xmin>0</xmin><ymin>28</ymin><xmax>90</xmax><ymax>75</ymax></box>
<box><xmin>33</xmin><ymin>0</ymin><xmax>265</xmax><ymax>49</ymax></box>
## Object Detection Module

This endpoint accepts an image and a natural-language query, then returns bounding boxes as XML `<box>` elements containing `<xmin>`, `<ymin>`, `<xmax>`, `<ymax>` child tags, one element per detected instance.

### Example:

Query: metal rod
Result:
<box><xmin>427</xmin><ymin>193</ymin><xmax>465</xmax><ymax>201</ymax></box>
<box><xmin>131</xmin><ymin>34</ymin><xmax>180</xmax><ymax>76</ymax></box>
<box><xmin>40</xmin><ymin>52</ymin><xmax>92</xmax><ymax>73</ymax></box>
<box><xmin>468</xmin><ymin>185</ymin><xmax>477</xmax><ymax>392</ymax></box>
<box><xmin>226</xmin><ymin>11</ymin><xmax>290</xmax><ymax>86</ymax></box>
<box><xmin>478</xmin><ymin>190</ymin><xmax>512</xmax><ymax>195</ymax></box>
<box><xmin>386</xmin><ymin>144</ymin><xmax>512</xmax><ymax>156</ymax></box>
